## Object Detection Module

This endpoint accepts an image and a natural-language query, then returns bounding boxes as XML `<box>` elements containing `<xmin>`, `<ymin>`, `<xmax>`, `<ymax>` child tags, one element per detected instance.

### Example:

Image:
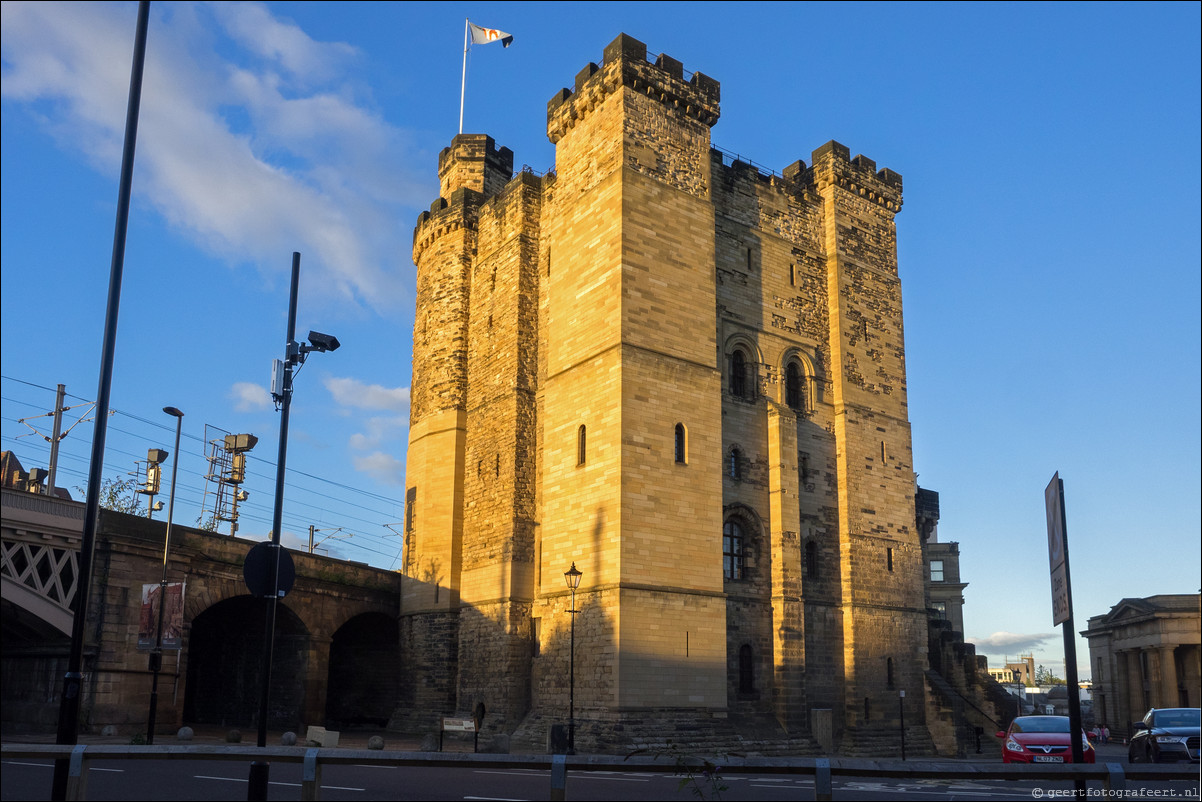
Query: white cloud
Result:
<box><xmin>229</xmin><ymin>381</ymin><xmax>272</xmax><ymax>411</ymax></box>
<box><xmin>1</xmin><ymin>1</ymin><xmax>429</xmax><ymax>314</ymax></box>
<box><xmin>352</xmin><ymin>451</ymin><xmax>405</xmax><ymax>485</ymax></box>
<box><xmin>968</xmin><ymin>631</ymin><xmax>1057</xmax><ymax>654</ymax></box>
<box><xmin>324</xmin><ymin>377</ymin><xmax>409</xmax><ymax>412</ymax></box>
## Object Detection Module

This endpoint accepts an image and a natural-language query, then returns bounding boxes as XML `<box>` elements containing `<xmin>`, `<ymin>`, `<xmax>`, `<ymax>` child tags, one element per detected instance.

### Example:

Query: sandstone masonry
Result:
<box><xmin>399</xmin><ymin>33</ymin><xmax>933</xmax><ymax>755</ymax></box>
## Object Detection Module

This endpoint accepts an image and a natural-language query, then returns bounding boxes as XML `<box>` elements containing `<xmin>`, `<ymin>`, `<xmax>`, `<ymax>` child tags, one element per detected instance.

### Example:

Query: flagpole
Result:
<box><xmin>459</xmin><ymin>18</ymin><xmax>469</xmax><ymax>134</ymax></box>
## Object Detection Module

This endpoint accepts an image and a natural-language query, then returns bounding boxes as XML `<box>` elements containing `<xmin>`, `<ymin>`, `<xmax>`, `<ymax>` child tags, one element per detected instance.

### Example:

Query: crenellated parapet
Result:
<box><xmin>809</xmin><ymin>140</ymin><xmax>903</xmax><ymax>213</ymax></box>
<box><xmin>438</xmin><ymin>134</ymin><xmax>513</xmax><ymax>199</ymax></box>
<box><xmin>412</xmin><ymin>187</ymin><xmax>483</xmax><ymax>264</ymax></box>
<box><xmin>547</xmin><ymin>33</ymin><xmax>720</xmax><ymax>144</ymax></box>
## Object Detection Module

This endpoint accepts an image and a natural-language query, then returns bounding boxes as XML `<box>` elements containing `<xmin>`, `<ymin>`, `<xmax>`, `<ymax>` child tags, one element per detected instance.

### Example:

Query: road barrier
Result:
<box><xmin>3</xmin><ymin>742</ymin><xmax>1197</xmax><ymax>801</ymax></box>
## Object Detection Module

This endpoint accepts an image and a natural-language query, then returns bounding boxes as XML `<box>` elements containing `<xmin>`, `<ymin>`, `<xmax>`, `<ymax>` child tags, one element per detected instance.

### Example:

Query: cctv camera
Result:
<box><xmin>307</xmin><ymin>330</ymin><xmax>341</xmax><ymax>352</ymax></box>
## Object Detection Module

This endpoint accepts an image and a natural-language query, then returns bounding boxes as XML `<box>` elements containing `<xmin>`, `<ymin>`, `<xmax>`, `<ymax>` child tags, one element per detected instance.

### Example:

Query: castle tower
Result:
<box><xmin>399</xmin><ymin>33</ymin><xmax>933</xmax><ymax>754</ymax></box>
<box><xmin>536</xmin><ymin>34</ymin><xmax>727</xmax><ymax>720</ymax></box>
<box><xmin>811</xmin><ymin>141</ymin><xmax>927</xmax><ymax>748</ymax></box>
<box><xmin>404</xmin><ymin>134</ymin><xmax>514</xmax><ymax>717</ymax></box>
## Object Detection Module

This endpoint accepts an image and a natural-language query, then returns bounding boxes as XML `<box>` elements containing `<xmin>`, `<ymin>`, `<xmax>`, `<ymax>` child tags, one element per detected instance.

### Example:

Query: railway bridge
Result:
<box><xmin>1</xmin><ymin>487</ymin><xmax>400</xmax><ymax>737</ymax></box>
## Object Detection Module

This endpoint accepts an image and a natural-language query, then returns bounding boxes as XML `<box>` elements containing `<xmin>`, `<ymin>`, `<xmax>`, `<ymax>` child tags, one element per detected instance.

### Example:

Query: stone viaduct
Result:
<box><xmin>1</xmin><ymin>487</ymin><xmax>400</xmax><ymax>737</ymax></box>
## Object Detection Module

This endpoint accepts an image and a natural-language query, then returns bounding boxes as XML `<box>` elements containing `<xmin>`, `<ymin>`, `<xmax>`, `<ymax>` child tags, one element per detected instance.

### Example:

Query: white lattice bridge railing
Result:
<box><xmin>1</xmin><ymin>538</ymin><xmax>78</xmax><ymax>634</ymax></box>
<box><xmin>2</xmin><ymin>539</ymin><xmax>79</xmax><ymax>606</ymax></box>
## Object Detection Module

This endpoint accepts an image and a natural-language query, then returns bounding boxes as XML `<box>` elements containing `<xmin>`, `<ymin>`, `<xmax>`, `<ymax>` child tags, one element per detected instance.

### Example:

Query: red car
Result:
<box><xmin>997</xmin><ymin>715</ymin><xmax>1096</xmax><ymax>763</ymax></box>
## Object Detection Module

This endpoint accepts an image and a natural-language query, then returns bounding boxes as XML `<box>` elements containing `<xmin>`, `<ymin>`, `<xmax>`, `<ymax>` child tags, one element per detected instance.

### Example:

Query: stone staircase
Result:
<box><xmin>924</xmin><ymin>669</ymin><xmax>1003</xmax><ymax>760</ymax></box>
<box><xmin>838</xmin><ymin>724</ymin><xmax>936</xmax><ymax>758</ymax></box>
<box><xmin>509</xmin><ymin>710</ymin><xmax>820</xmax><ymax>757</ymax></box>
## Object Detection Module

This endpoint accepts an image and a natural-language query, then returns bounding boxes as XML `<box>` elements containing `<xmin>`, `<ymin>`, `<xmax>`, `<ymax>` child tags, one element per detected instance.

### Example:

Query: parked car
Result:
<box><xmin>996</xmin><ymin>715</ymin><xmax>1096</xmax><ymax>764</ymax></box>
<box><xmin>1128</xmin><ymin>708</ymin><xmax>1201</xmax><ymax>763</ymax></box>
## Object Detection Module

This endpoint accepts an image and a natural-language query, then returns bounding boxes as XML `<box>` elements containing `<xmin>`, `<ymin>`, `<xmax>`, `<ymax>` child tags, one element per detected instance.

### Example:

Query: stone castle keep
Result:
<box><xmin>398</xmin><ymin>34</ymin><xmax>931</xmax><ymax>753</ymax></box>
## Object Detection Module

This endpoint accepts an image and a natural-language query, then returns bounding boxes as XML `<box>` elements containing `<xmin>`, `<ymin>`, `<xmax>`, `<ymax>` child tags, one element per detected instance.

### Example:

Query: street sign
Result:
<box><xmin>1045</xmin><ymin>473</ymin><xmax>1070</xmax><ymax>625</ymax></box>
<box><xmin>243</xmin><ymin>541</ymin><xmax>296</xmax><ymax>598</ymax></box>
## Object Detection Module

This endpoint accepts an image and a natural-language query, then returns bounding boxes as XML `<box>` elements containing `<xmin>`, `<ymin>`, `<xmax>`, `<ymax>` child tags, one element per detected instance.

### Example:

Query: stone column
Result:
<box><xmin>1125</xmin><ymin>649</ymin><xmax>1145</xmax><ymax>730</ymax></box>
<box><xmin>1158</xmin><ymin>645</ymin><xmax>1179</xmax><ymax>708</ymax></box>
<box><xmin>1113</xmin><ymin>650</ymin><xmax>1129</xmax><ymax>730</ymax></box>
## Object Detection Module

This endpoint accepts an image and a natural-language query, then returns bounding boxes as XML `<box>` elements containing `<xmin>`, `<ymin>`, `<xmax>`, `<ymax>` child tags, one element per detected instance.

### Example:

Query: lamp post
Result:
<box><xmin>564</xmin><ymin>562</ymin><xmax>582</xmax><ymax>755</ymax></box>
<box><xmin>146</xmin><ymin>406</ymin><xmax>183</xmax><ymax>745</ymax></box>
<box><xmin>899</xmin><ymin>689</ymin><xmax>906</xmax><ymax>761</ymax></box>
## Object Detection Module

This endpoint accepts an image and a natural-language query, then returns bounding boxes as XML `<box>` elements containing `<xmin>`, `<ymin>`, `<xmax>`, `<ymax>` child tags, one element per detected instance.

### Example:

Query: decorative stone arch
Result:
<box><xmin>778</xmin><ymin>347</ymin><xmax>820</xmax><ymax>414</ymax></box>
<box><xmin>724</xmin><ymin>333</ymin><xmax>763</xmax><ymax>400</ymax></box>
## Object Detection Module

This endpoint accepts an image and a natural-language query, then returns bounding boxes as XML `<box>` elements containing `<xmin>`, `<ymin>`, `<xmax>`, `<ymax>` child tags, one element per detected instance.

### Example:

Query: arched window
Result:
<box><xmin>728</xmin><ymin>447</ymin><xmax>742</xmax><ymax>480</ymax></box>
<box><xmin>739</xmin><ymin>644</ymin><xmax>755</xmax><ymax>694</ymax></box>
<box><xmin>730</xmin><ymin>350</ymin><xmax>748</xmax><ymax>398</ymax></box>
<box><xmin>785</xmin><ymin>361</ymin><xmax>804</xmax><ymax>411</ymax></box>
<box><xmin>577</xmin><ymin>425</ymin><xmax>586</xmax><ymax>466</ymax></box>
<box><xmin>887</xmin><ymin>657</ymin><xmax>895</xmax><ymax>689</ymax></box>
<box><xmin>805</xmin><ymin>540</ymin><xmax>818</xmax><ymax>579</ymax></box>
<box><xmin>723</xmin><ymin>519</ymin><xmax>745</xmax><ymax>580</ymax></box>
<box><xmin>674</xmin><ymin>423</ymin><xmax>687</xmax><ymax>464</ymax></box>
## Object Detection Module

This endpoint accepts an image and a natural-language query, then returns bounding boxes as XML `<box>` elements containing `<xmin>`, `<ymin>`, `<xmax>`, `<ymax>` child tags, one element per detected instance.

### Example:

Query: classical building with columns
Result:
<box><xmin>1082</xmin><ymin>594</ymin><xmax>1201</xmax><ymax>734</ymax></box>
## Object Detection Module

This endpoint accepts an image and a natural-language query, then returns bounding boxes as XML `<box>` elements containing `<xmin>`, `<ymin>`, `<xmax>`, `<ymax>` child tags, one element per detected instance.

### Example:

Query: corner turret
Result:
<box><xmin>438</xmin><ymin>134</ymin><xmax>514</xmax><ymax>199</ymax></box>
<box><xmin>547</xmin><ymin>33</ymin><xmax>720</xmax><ymax>144</ymax></box>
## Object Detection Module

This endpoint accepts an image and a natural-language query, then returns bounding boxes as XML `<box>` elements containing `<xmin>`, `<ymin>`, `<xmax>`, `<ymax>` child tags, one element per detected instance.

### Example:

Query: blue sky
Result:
<box><xmin>2</xmin><ymin>1</ymin><xmax>1199</xmax><ymax>678</ymax></box>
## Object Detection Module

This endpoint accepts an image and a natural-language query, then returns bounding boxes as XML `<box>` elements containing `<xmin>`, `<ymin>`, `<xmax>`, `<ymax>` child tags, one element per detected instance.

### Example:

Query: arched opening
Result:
<box><xmin>723</xmin><ymin>519</ymin><xmax>746</xmax><ymax>580</ymax></box>
<box><xmin>785</xmin><ymin>361</ymin><xmax>804</xmax><ymax>410</ymax></box>
<box><xmin>728</xmin><ymin>447</ymin><xmax>743</xmax><ymax>480</ymax></box>
<box><xmin>730</xmin><ymin>349</ymin><xmax>748</xmax><ymax>398</ymax></box>
<box><xmin>184</xmin><ymin>596</ymin><xmax>309</xmax><ymax>730</ymax></box>
<box><xmin>805</xmin><ymin>540</ymin><xmax>818</xmax><ymax>579</ymax></box>
<box><xmin>326</xmin><ymin>612</ymin><xmax>400</xmax><ymax>728</ymax></box>
<box><xmin>577</xmin><ymin>425</ymin><xmax>586</xmax><ymax>465</ymax></box>
<box><xmin>674</xmin><ymin>423</ymin><xmax>687</xmax><ymax>464</ymax></box>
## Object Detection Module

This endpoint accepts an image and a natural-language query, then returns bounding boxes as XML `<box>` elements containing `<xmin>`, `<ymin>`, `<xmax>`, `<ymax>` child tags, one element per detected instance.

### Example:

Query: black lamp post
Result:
<box><xmin>899</xmin><ymin>689</ymin><xmax>907</xmax><ymax>761</ymax></box>
<box><xmin>146</xmin><ymin>406</ymin><xmax>183</xmax><ymax>744</ymax></box>
<box><xmin>564</xmin><ymin>562</ymin><xmax>582</xmax><ymax>755</ymax></box>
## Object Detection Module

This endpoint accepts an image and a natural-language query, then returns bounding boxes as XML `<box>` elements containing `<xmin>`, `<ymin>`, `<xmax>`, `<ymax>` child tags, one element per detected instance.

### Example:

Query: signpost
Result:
<box><xmin>1044</xmin><ymin>472</ymin><xmax>1085</xmax><ymax>796</ymax></box>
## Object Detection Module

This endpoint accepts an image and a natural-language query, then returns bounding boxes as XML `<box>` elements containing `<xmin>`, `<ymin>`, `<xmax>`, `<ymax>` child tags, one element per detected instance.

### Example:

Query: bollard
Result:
<box><xmin>301</xmin><ymin>748</ymin><xmax>322</xmax><ymax>801</ymax></box>
<box><xmin>814</xmin><ymin>757</ymin><xmax>832</xmax><ymax>802</ymax></box>
<box><xmin>65</xmin><ymin>744</ymin><xmax>88</xmax><ymax>802</ymax></box>
<box><xmin>550</xmin><ymin>753</ymin><xmax>567</xmax><ymax>801</ymax></box>
<box><xmin>1103</xmin><ymin>762</ymin><xmax>1126</xmax><ymax>792</ymax></box>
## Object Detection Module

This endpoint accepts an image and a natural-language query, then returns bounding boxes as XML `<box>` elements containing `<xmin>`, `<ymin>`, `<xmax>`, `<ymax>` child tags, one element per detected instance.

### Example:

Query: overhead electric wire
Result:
<box><xmin>3</xmin><ymin>375</ymin><xmax>406</xmax><ymax>568</ymax></box>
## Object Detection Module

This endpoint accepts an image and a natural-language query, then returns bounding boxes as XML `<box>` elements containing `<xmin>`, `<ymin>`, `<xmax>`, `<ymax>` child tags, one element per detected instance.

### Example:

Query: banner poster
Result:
<box><xmin>137</xmin><ymin>582</ymin><xmax>185</xmax><ymax>650</ymax></box>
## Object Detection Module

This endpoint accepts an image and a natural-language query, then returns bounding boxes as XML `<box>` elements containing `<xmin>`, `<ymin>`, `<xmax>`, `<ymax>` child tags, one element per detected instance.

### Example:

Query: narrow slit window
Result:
<box><xmin>674</xmin><ymin>423</ymin><xmax>687</xmax><ymax>464</ymax></box>
<box><xmin>577</xmin><ymin>425</ymin><xmax>587</xmax><ymax>466</ymax></box>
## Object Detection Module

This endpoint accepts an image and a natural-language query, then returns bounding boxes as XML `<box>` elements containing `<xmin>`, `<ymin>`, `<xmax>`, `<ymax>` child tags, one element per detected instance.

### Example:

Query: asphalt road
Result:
<box><xmin>2</xmin><ymin>755</ymin><xmax>1199</xmax><ymax>801</ymax></box>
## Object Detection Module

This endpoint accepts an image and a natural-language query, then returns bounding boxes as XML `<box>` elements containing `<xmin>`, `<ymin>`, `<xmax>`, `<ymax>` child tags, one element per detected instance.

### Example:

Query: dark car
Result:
<box><xmin>997</xmin><ymin>715</ymin><xmax>1096</xmax><ymax>764</ymax></box>
<box><xmin>1128</xmin><ymin>708</ymin><xmax>1201</xmax><ymax>763</ymax></box>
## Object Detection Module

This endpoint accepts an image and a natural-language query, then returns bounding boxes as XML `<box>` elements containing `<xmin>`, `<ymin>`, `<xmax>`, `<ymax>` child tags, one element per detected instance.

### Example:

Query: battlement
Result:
<box><xmin>438</xmin><ymin>134</ymin><xmax>514</xmax><ymax>199</ymax></box>
<box><xmin>810</xmin><ymin>140</ymin><xmax>903</xmax><ymax>212</ymax></box>
<box><xmin>412</xmin><ymin>186</ymin><xmax>482</xmax><ymax>263</ymax></box>
<box><xmin>547</xmin><ymin>33</ymin><xmax>720</xmax><ymax>144</ymax></box>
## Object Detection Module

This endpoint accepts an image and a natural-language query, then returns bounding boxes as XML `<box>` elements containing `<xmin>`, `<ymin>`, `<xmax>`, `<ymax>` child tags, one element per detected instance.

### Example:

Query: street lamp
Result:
<box><xmin>564</xmin><ymin>562</ymin><xmax>582</xmax><ymax>755</ymax></box>
<box><xmin>146</xmin><ymin>406</ymin><xmax>183</xmax><ymax>745</ymax></box>
<box><xmin>899</xmin><ymin>689</ymin><xmax>906</xmax><ymax>761</ymax></box>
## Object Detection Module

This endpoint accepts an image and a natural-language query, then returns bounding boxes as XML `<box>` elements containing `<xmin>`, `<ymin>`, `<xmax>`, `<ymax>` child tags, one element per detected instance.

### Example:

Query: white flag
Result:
<box><xmin>468</xmin><ymin>21</ymin><xmax>513</xmax><ymax>48</ymax></box>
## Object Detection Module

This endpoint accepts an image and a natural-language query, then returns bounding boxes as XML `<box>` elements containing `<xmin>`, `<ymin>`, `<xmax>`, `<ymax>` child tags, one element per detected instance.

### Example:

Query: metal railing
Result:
<box><xmin>4</xmin><ymin>743</ymin><xmax>1198</xmax><ymax>801</ymax></box>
